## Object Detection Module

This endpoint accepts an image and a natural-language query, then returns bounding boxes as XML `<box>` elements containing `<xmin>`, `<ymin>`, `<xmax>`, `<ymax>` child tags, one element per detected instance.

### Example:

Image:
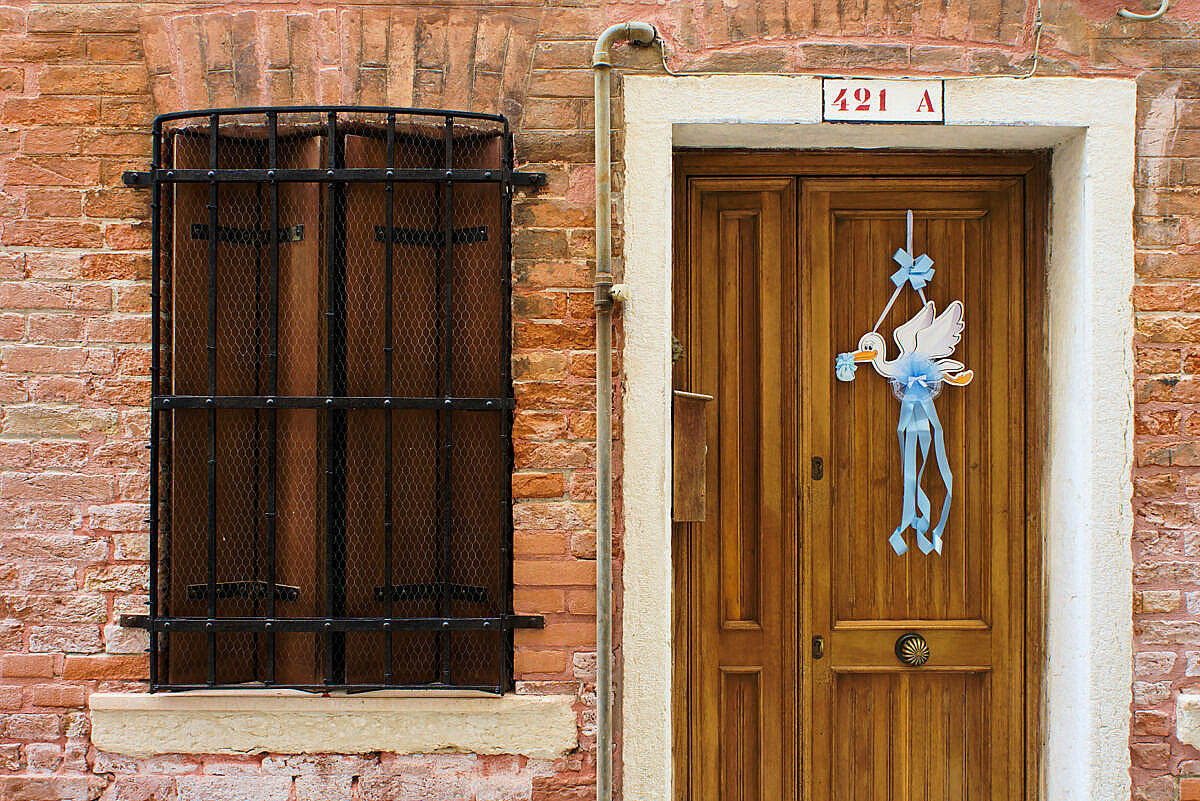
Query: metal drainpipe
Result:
<box><xmin>592</xmin><ymin>20</ymin><xmax>656</xmax><ymax>801</ymax></box>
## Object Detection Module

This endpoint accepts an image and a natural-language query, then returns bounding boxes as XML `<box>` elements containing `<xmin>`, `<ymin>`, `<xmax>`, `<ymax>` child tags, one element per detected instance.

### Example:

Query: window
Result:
<box><xmin>125</xmin><ymin>107</ymin><xmax>545</xmax><ymax>691</ymax></box>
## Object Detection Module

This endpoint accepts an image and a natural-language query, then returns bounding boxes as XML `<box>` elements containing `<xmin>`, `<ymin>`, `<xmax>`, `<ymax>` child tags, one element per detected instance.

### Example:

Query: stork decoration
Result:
<box><xmin>834</xmin><ymin>211</ymin><xmax>974</xmax><ymax>556</ymax></box>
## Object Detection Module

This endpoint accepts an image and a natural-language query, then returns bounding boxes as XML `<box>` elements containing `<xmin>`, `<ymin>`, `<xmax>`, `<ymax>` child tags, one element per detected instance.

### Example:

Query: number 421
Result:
<box><xmin>830</xmin><ymin>86</ymin><xmax>937</xmax><ymax>114</ymax></box>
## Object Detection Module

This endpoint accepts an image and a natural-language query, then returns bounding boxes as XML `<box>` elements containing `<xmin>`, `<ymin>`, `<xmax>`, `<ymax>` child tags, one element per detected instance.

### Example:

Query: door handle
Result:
<box><xmin>812</xmin><ymin>635</ymin><xmax>825</xmax><ymax>660</ymax></box>
<box><xmin>894</xmin><ymin>632</ymin><xmax>930</xmax><ymax>667</ymax></box>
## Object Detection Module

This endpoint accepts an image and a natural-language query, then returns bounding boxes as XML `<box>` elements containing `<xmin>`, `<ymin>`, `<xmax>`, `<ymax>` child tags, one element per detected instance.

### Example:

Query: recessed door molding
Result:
<box><xmin>621</xmin><ymin>75</ymin><xmax>1136</xmax><ymax>801</ymax></box>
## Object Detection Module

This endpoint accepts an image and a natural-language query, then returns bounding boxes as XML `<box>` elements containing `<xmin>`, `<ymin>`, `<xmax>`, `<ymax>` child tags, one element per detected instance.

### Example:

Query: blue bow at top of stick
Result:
<box><xmin>891</xmin><ymin>248</ymin><xmax>935</xmax><ymax>290</ymax></box>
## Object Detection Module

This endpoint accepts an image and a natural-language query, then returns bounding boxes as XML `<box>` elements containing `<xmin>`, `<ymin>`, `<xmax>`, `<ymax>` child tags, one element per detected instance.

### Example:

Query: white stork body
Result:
<box><xmin>852</xmin><ymin>300</ymin><xmax>974</xmax><ymax>388</ymax></box>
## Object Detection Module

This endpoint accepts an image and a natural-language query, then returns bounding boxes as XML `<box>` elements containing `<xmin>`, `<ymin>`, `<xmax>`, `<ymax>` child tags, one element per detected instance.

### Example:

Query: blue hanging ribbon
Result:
<box><xmin>888</xmin><ymin>377</ymin><xmax>953</xmax><ymax>556</ymax></box>
<box><xmin>891</xmin><ymin>248</ymin><xmax>935</xmax><ymax>290</ymax></box>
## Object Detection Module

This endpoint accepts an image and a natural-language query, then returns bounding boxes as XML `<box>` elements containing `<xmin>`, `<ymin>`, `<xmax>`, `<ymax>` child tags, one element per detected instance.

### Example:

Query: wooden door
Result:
<box><xmin>674</xmin><ymin>155</ymin><xmax>1043</xmax><ymax>801</ymax></box>
<box><xmin>804</xmin><ymin>178</ymin><xmax>1028</xmax><ymax>801</ymax></box>
<box><xmin>673</xmin><ymin>178</ymin><xmax>799</xmax><ymax>801</ymax></box>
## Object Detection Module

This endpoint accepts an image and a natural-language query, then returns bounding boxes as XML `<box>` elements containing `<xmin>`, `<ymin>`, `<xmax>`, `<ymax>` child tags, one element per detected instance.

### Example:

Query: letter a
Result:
<box><xmin>916</xmin><ymin>90</ymin><xmax>935</xmax><ymax>113</ymax></box>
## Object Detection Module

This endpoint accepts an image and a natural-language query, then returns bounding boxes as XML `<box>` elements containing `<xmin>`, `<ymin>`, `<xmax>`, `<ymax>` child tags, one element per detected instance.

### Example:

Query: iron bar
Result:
<box><xmin>158</xmin><ymin>683</ymin><xmax>505</xmax><ymax>693</ymax></box>
<box><xmin>205</xmin><ymin>114</ymin><xmax>219</xmax><ymax>687</ymax></box>
<box><xmin>153</xmin><ymin>396</ymin><xmax>512</xmax><ymax>410</ymax></box>
<box><xmin>151</xmin><ymin>168</ymin><xmax>534</xmax><ymax>184</ymax></box>
<box><xmin>383</xmin><ymin>113</ymin><xmax>395</xmax><ymax>684</ymax></box>
<box><xmin>152</xmin><ymin>104</ymin><xmax>509</xmax><ymax>124</ymax></box>
<box><xmin>436</xmin><ymin>115</ymin><xmax>454</xmax><ymax>685</ymax></box>
<box><xmin>499</xmin><ymin>130</ymin><xmax>516</xmax><ymax>692</ymax></box>
<box><xmin>149</xmin><ymin>119</ymin><xmax>162</xmax><ymax>690</ymax></box>
<box><xmin>129</xmin><ymin>168</ymin><xmax>544</xmax><ymax>187</ymax></box>
<box><xmin>131</xmin><ymin>616</ymin><xmax>543</xmax><ymax>632</ymax></box>
<box><xmin>266</xmin><ymin>110</ymin><xmax>280</xmax><ymax>685</ymax></box>
<box><xmin>323</xmin><ymin>110</ymin><xmax>348</xmax><ymax>685</ymax></box>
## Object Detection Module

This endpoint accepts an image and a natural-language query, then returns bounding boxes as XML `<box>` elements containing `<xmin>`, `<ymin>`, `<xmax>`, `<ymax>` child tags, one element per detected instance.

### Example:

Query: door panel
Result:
<box><xmin>674</xmin><ymin>178</ymin><xmax>797</xmax><ymax>801</ymax></box>
<box><xmin>805</xmin><ymin>179</ymin><xmax>1025</xmax><ymax>801</ymax></box>
<box><xmin>674</xmin><ymin>156</ymin><xmax>1040</xmax><ymax>801</ymax></box>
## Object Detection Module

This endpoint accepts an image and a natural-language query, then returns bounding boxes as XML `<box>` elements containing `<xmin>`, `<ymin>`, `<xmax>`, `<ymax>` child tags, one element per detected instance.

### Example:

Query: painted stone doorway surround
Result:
<box><xmin>619</xmin><ymin>76</ymin><xmax>1135</xmax><ymax>801</ymax></box>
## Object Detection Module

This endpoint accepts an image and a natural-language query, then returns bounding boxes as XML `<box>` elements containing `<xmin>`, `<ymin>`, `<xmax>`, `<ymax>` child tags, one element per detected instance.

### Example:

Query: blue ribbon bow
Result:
<box><xmin>888</xmin><ymin>378</ymin><xmax>953</xmax><ymax>556</ymax></box>
<box><xmin>891</xmin><ymin>248</ymin><xmax>935</xmax><ymax>290</ymax></box>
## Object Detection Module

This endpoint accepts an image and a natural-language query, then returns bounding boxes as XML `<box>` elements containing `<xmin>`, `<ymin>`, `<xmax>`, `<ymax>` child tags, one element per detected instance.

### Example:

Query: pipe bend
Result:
<box><xmin>593</xmin><ymin>21</ymin><xmax>657</xmax><ymax>67</ymax></box>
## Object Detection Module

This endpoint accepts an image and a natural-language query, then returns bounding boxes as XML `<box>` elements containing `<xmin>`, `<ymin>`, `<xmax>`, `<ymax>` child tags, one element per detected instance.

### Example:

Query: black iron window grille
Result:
<box><xmin>123</xmin><ymin>106</ymin><xmax>545</xmax><ymax>692</ymax></box>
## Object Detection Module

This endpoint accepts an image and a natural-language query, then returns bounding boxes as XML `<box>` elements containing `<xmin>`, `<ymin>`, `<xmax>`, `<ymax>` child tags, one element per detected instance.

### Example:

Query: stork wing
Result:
<box><xmin>915</xmin><ymin>299</ymin><xmax>966</xmax><ymax>362</ymax></box>
<box><xmin>892</xmin><ymin>301</ymin><xmax>935</xmax><ymax>357</ymax></box>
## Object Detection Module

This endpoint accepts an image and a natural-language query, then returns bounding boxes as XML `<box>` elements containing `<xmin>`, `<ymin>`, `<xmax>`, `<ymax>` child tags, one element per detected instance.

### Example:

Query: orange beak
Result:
<box><xmin>852</xmin><ymin>349</ymin><xmax>875</xmax><ymax>363</ymax></box>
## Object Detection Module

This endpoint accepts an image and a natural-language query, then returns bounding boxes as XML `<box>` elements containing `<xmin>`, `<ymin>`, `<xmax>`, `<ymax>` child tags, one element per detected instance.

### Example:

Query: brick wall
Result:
<box><xmin>0</xmin><ymin>1</ymin><xmax>1193</xmax><ymax>800</ymax></box>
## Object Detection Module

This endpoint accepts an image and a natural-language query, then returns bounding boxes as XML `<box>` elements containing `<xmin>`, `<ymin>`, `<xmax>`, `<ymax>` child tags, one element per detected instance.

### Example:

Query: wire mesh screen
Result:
<box><xmin>140</xmin><ymin>107</ymin><xmax>542</xmax><ymax>691</ymax></box>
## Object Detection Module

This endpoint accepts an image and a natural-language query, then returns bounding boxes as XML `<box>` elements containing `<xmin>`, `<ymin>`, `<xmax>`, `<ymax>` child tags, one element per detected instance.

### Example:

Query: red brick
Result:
<box><xmin>513</xmin><ymin>471</ymin><xmax>566</xmax><ymax>498</ymax></box>
<box><xmin>28</xmin><ymin>313</ymin><xmax>84</xmax><ymax>342</ymax></box>
<box><xmin>38</xmin><ymin>64</ymin><xmax>147</xmax><ymax>94</ymax></box>
<box><xmin>513</xmin><ymin>559</ymin><xmax>595</xmax><ymax>587</ymax></box>
<box><xmin>3</xmin><ymin>220</ymin><xmax>103</xmax><ymax>247</ymax></box>
<box><xmin>514</xmin><ymin>588</ymin><xmax>565</xmax><ymax>614</ymax></box>
<box><xmin>513</xmin><ymin>411</ymin><xmax>567</xmax><ymax>440</ymax></box>
<box><xmin>514</xmin><ymin>259</ymin><xmax>591</xmax><ymax>289</ymax></box>
<box><xmin>6</xmin><ymin>156</ymin><xmax>100</xmax><ymax>187</ymax></box>
<box><xmin>516</xmin><ymin>622</ymin><xmax>595</xmax><ymax>648</ymax></box>
<box><xmin>100</xmin><ymin>98</ymin><xmax>153</xmax><ymax>127</ymax></box>
<box><xmin>0</xmin><ymin>313</ymin><xmax>24</xmax><ymax>340</ymax></box>
<box><xmin>514</xmin><ymin>321</ymin><xmax>594</xmax><ymax>350</ymax></box>
<box><xmin>1183</xmin><ymin>777</ymin><xmax>1200</xmax><ymax>801</ymax></box>
<box><xmin>0</xmin><ymin>33</ymin><xmax>82</xmax><ymax>61</ymax></box>
<box><xmin>0</xmin><ymin>282</ymin><xmax>110</xmax><ymax>312</ymax></box>
<box><xmin>29</xmin><ymin>683</ymin><xmax>86</xmax><ymax>708</ymax></box>
<box><xmin>513</xmin><ymin>352</ymin><xmax>568</xmax><ymax>380</ymax></box>
<box><xmin>514</xmin><ymin>440</ymin><xmax>594</xmax><ymax>470</ymax></box>
<box><xmin>26</xmin><ymin>188</ymin><xmax>83</xmax><ymax>219</ymax></box>
<box><xmin>0</xmin><ymin>653</ymin><xmax>53</xmax><ymax>678</ymax></box>
<box><xmin>81</xmin><ymin>131</ymin><xmax>150</xmax><ymax>157</ymax></box>
<box><xmin>514</xmin><ymin>381</ymin><xmax>594</xmax><ymax>410</ymax></box>
<box><xmin>22</xmin><ymin>128</ymin><xmax>81</xmax><ymax>155</ymax></box>
<box><xmin>0</xmin><ymin>775</ymin><xmax>98</xmax><ymax>801</ymax></box>
<box><xmin>29</xmin><ymin>376</ymin><xmax>86</xmax><ymax>401</ymax></box>
<box><xmin>1</xmin><ymin>712</ymin><xmax>61</xmax><ymax>739</ymax></box>
<box><xmin>85</xmin><ymin>316</ymin><xmax>150</xmax><ymax>344</ymax></box>
<box><xmin>0</xmin><ymin>471</ymin><xmax>116</xmax><ymax>502</ymax></box>
<box><xmin>515</xmin><ymin>531</ymin><xmax>568</xmax><ymax>555</ymax></box>
<box><xmin>515</xmin><ymin>649</ymin><xmax>568</xmax><ymax>675</ymax></box>
<box><xmin>61</xmin><ymin>654</ymin><xmax>146</xmax><ymax>681</ymax></box>
<box><xmin>104</xmin><ymin>222</ymin><xmax>151</xmax><ymax>250</ymax></box>
<box><xmin>86</xmin><ymin>34</ymin><xmax>143</xmax><ymax>62</ymax></box>
<box><xmin>0</xmin><ymin>66</ymin><xmax>21</xmax><ymax>92</ymax></box>
<box><xmin>2</xmin><ymin>98</ymin><xmax>99</xmax><ymax>125</ymax></box>
<box><xmin>80</xmin><ymin>253</ymin><xmax>149</xmax><ymax>280</ymax></box>
<box><xmin>84</xmin><ymin>188</ymin><xmax>147</xmax><ymax>218</ymax></box>
<box><xmin>28</xmin><ymin>6</ymin><xmax>139</xmax><ymax>33</ymax></box>
<box><xmin>566</xmin><ymin>589</ymin><xmax>596</xmax><ymax>615</ymax></box>
<box><xmin>24</xmin><ymin>253</ymin><xmax>80</xmax><ymax>280</ymax></box>
<box><xmin>512</xmin><ymin>291</ymin><xmax>567</xmax><ymax>319</ymax></box>
<box><xmin>0</xmin><ymin>685</ymin><xmax>21</xmax><ymax>710</ymax></box>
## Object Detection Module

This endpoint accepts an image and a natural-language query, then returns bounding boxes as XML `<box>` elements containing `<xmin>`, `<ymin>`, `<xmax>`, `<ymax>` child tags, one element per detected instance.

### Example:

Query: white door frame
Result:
<box><xmin>619</xmin><ymin>75</ymin><xmax>1136</xmax><ymax>801</ymax></box>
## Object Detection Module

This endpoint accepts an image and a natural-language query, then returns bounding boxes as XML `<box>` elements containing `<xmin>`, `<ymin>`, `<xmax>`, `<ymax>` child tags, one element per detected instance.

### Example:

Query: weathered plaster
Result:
<box><xmin>621</xmin><ymin>75</ymin><xmax>1135</xmax><ymax>801</ymax></box>
<box><xmin>89</xmin><ymin>691</ymin><xmax>577</xmax><ymax>759</ymax></box>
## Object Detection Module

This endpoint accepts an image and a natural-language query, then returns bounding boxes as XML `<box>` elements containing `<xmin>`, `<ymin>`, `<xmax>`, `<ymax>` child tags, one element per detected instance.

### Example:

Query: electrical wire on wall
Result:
<box><xmin>1118</xmin><ymin>0</ymin><xmax>1196</xmax><ymax>37</ymax></box>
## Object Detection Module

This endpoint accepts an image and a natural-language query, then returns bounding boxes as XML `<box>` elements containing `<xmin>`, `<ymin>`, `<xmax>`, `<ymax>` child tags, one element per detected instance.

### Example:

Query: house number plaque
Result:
<box><xmin>822</xmin><ymin>78</ymin><xmax>944</xmax><ymax>124</ymax></box>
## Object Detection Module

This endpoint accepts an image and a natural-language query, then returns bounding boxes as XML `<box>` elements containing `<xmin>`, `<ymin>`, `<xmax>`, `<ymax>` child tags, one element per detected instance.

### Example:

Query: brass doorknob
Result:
<box><xmin>895</xmin><ymin>632</ymin><xmax>930</xmax><ymax>667</ymax></box>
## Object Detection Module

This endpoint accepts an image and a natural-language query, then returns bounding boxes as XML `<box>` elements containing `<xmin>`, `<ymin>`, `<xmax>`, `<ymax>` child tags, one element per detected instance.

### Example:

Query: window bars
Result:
<box><xmin>123</xmin><ymin>106</ymin><xmax>545</xmax><ymax>692</ymax></box>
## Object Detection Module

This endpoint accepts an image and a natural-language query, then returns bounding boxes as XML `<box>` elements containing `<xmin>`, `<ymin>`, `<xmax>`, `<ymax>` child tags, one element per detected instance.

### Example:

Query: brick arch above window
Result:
<box><xmin>137</xmin><ymin>8</ymin><xmax>542</xmax><ymax>123</ymax></box>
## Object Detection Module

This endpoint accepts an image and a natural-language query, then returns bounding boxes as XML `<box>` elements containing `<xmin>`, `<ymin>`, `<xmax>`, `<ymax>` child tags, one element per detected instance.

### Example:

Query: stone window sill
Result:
<box><xmin>89</xmin><ymin>690</ymin><xmax>577</xmax><ymax>759</ymax></box>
